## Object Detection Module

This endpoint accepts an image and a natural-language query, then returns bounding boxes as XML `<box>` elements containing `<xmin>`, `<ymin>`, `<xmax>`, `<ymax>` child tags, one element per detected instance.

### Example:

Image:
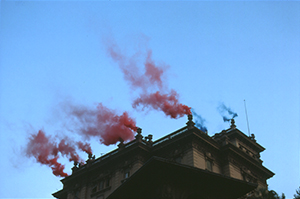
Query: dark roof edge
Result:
<box><xmin>226</xmin><ymin>128</ymin><xmax>265</xmax><ymax>152</ymax></box>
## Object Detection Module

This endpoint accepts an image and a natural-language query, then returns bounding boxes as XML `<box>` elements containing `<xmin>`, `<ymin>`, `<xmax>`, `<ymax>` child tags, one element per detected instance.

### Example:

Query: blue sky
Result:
<box><xmin>0</xmin><ymin>1</ymin><xmax>299</xmax><ymax>198</ymax></box>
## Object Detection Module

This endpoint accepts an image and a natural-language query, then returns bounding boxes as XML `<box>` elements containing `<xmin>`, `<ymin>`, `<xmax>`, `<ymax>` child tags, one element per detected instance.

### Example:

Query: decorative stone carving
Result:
<box><xmin>135</xmin><ymin>128</ymin><xmax>143</xmax><ymax>142</ymax></box>
<box><xmin>117</xmin><ymin>139</ymin><xmax>125</xmax><ymax>151</ymax></box>
<box><xmin>186</xmin><ymin>114</ymin><xmax>195</xmax><ymax>129</ymax></box>
<box><xmin>230</xmin><ymin>119</ymin><xmax>236</xmax><ymax>129</ymax></box>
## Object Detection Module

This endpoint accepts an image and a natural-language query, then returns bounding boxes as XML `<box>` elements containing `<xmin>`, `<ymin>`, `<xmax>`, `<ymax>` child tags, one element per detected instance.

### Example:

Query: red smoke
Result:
<box><xmin>26</xmin><ymin>130</ymin><xmax>68</xmax><ymax>177</ymax></box>
<box><xmin>77</xmin><ymin>141</ymin><xmax>92</xmax><ymax>155</ymax></box>
<box><xmin>144</xmin><ymin>50</ymin><xmax>164</xmax><ymax>89</ymax></box>
<box><xmin>27</xmin><ymin>37</ymin><xmax>191</xmax><ymax>177</ymax></box>
<box><xmin>26</xmin><ymin>101</ymin><xmax>137</xmax><ymax>177</ymax></box>
<box><xmin>26</xmin><ymin>130</ymin><xmax>92</xmax><ymax>177</ymax></box>
<box><xmin>107</xmin><ymin>39</ymin><xmax>191</xmax><ymax>118</ymax></box>
<box><xmin>47</xmin><ymin>156</ymin><xmax>67</xmax><ymax>177</ymax></box>
<box><xmin>107</xmin><ymin>44</ymin><xmax>165</xmax><ymax>91</ymax></box>
<box><xmin>54</xmin><ymin>139</ymin><xmax>80</xmax><ymax>162</ymax></box>
<box><xmin>69</xmin><ymin>103</ymin><xmax>137</xmax><ymax>146</ymax></box>
<box><xmin>133</xmin><ymin>90</ymin><xmax>191</xmax><ymax>119</ymax></box>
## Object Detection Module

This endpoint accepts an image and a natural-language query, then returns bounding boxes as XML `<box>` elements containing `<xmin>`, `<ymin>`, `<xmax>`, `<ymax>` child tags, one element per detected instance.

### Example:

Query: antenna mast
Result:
<box><xmin>244</xmin><ymin>100</ymin><xmax>251</xmax><ymax>136</ymax></box>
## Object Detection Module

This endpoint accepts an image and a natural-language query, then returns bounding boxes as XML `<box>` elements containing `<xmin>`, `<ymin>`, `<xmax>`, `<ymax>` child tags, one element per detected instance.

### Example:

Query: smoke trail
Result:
<box><xmin>26</xmin><ymin>130</ymin><xmax>68</xmax><ymax>177</ymax></box>
<box><xmin>107</xmin><ymin>44</ymin><xmax>164</xmax><ymax>92</ymax></box>
<box><xmin>26</xmin><ymin>130</ymin><xmax>92</xmax><ymax>177</ymax></box>
<box><xmin>26</xmin><ymin>36</ymin><xmax>190</xmax><ymax>177</ymax></box>
<box><xmin>191</xmin><ymin>109</ymin><xmax>207</xmax><ymax>132</ymax></box>
<box><xmin>77</xmin><ymin>141</ymin><xmax>92</xmax><ymax>155</ymax></box>
<box><xmin>107</xmin><ymin>38</ymin><xmax>191</xmax><ymax>118</ymax></box>
<box><xmin>66</xmin><ymin>102</ymin><xmax>137</xmax><ymax>146</ymax></box>
<box><xmin>26</xmin><ymin>101</ymin><xmax>137</xmax><ymax>177</ymax></box>
<box><xmin>133</xmin><ymin>90</ymin><xmax>191</xmax><ymax>119</ymax></box>
<box><xmin>218</xmin><ymin>103</ymin><xmax>238</xmax><ymax>122</ymax></box>
<box><xmin>54</xmin><ymin>139</ymin><xmax>81</xmax><ymax>162</ymax></box>
<box><xmin>144</xmin><ymin>50</ymin><xmax>164</xmax><ymax>89</ymax></box>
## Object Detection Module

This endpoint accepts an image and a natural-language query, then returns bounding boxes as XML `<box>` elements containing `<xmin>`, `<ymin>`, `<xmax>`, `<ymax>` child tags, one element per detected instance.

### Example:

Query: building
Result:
<box><xmin>53</xmin><ymin>115</ymin><xmax>274</xmax><ymax>199</ymax></box>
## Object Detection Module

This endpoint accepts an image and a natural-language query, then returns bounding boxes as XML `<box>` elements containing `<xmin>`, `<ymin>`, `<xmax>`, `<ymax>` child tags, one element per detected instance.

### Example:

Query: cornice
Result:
<box><xmin>221</xmin><ymin>143</ymin><xmax>274</xmax><ymax>179</ymax></box>
<box><xmin>62</xmin><ymin>142</ymin><xmax>151</xmax><ymax>184</ymax></box>
<box><xmin>226</xmin><ymin>128</ymin><xmax>265</xmax><ymax>152</ymax></box>
<box><xmin>192</xmin><ymin>130</ymin><xmax>221</xmax><ymax>151</ymax></box>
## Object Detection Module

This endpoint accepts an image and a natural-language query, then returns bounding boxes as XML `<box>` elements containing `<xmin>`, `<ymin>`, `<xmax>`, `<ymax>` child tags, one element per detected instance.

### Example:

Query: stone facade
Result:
<box><xmin>53</xmin><ymin>115</ymin><xmax>274</xmax><ymax>199</ymax></box>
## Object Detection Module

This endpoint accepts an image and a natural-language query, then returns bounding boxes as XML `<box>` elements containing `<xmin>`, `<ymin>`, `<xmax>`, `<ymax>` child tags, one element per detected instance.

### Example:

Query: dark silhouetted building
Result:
<box><xmin>53</xmin><ymin>115</ymin><xmax>274</xmax><ymax>199</ymax></box>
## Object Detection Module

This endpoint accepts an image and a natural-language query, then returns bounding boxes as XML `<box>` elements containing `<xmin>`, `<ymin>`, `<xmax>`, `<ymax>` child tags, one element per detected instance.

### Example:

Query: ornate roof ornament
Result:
<box><xmin>135</xmin><ymin>127</ymin><xmax>143</xmax><ymax>142</ymax></box>
<box><xmin>186</xmin><ymin>114</ymin><xmax>195</xmax><ymax>129</ymax></box>
<box><xmin>230</xmin><ymin>118</ymin><xmax>236</xmax><ymax>129</ymax></box>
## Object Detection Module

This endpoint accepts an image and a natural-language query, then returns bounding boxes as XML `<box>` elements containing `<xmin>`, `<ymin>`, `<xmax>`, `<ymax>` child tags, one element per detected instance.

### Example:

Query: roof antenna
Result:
<box><xmin>244</xmin><ymin>99</ymin><xmax>251</xmax><ymax>136</ymax></box>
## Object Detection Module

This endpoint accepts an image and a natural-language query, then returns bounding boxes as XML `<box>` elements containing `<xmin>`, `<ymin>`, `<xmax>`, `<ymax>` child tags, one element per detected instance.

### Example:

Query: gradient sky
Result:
<box><xmin>0</xmin><ymin>1</ymin><xmax>299</xmax><ymax>198</ymax></box>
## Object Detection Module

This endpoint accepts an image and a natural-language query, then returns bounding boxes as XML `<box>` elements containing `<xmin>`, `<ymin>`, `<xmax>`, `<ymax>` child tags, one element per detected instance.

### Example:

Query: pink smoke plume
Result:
<box><xmin>107</xmin><ymin>39</ymin><xmax>191</xmax><ymax>118</ymax></box>
<box><xmin>68</xmin><ymin>103</ymin><xmax>137</xmax><ymax>146</ymax></box>
<box><xmin>77</xmin><ymin>141</ymin><xmax>92</xmax><ymax>155</ymax></box>
<box><xmin>107</xmin><ymin>44</ymin><xmax>165</xmax><ymax>91</ymax></box>
<box><xmin>133</xmin><ymin>90</ymin><xmax>191</xmax><ymax>119</ymax></box>
<box><xmin>26</xmin><ymin>101</ymin><xmax>137</xmax><ymax>177</ymax></box>
<box><xmin>26</xmin><ymin>130</ymin><xmax>92</xmax><ymax>177</ymax></box>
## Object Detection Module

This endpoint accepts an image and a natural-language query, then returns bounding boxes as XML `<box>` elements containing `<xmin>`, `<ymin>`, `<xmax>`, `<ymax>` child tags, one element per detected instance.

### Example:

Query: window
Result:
<box><xmin>124</xmin><ymin>171</ymin><xmax>130</xmax><ymax>179</ymax></box>
<box><xmin>90</xmin><ymin>177</ymin><xmax>111</xmax><ymax>198</ymax></box>
<box><xmin>99</xmin><ymin>180</ymin><xmax>104</xmax><ymax>191</ymax></box>
<box><xmin>175</xmin><ymin>156</ymin><xmax>182</xmax><ymax>163</ymax></box>
<box><xmin>206</xmin><ymin>159</ymin><xmax>213</xmax><ymax>171</ymax></box>
<box><xmin>105</xmin><ymin>178</ymin><xmax>110</xmax><ymax>187</ymax></box>
<box><xmin>96</xmin><ymin>195</ymin><xmax>104</xmax><ymax>199</ymax></box>
<box><xmin>241</xmin><ymin>167</ymin><xmax>257</xmax><ymax>183</ymax></box>
<box><xmin>74</xmin><ymin>189</ymin><xmax>80</xmax><ymax>199</ymax></box>
<box><xmin>122</xmin><ymin>168</ymin><xmax>131</xmax><ymax>183</ymax></box>
<box><xmin>91</xmin><ymin>183</ymin><xmax>97</xmax><ymax>193</ymax></box>
<box><xmin>205</xmin><ymin>152</ymin><xmax>214</xmax><ymax>172</ymax></box>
